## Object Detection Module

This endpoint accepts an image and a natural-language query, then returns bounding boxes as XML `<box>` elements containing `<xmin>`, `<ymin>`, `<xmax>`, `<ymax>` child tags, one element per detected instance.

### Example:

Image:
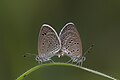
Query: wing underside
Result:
<box><xmin>38</xmin><ymin>24</ymin><xmax>61</xmax><ymax>58</ymax></box>
<box><xmin>59</xmin><ymin>22</ymin><xmax>82</xmax><ymax>57</ymax></box>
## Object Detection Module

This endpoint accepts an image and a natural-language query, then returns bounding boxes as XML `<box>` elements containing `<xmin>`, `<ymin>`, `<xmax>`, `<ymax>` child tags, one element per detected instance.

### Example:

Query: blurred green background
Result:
<box><xmin>0</xmin><ymin>0</ymin><xmax>120</xmax><ymax>80</ymax></box>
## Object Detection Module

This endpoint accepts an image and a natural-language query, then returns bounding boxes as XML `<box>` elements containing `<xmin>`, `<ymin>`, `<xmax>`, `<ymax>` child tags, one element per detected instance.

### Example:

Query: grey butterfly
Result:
<box><xmin>35</xmin><ymin>24</ymin><xmax>61</xmax><ymax>63</ymax></box>
<box><xmin>59</xmin><ymin>22</ymin><xmax>85</xmax><ymax>66</ymax></box>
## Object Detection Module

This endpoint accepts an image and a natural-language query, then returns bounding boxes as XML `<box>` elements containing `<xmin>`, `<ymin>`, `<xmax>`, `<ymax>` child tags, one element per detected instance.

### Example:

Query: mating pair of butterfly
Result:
<box><xmin>35</xmin><ymin>22</ymin><xmax>93</xmax><ymax>66</ymax></box>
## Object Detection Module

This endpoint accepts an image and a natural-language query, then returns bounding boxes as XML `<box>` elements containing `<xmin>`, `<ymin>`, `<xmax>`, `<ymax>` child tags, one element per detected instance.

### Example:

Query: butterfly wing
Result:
<box><xmin>59</xmin><ymin>22</ymin><xmax>82</xmax><ymax>58</ymax></box>
<box><xmin>38</xmin><ymin>24</ymin><xmax>61</xmax><ymax>59</ymax></box>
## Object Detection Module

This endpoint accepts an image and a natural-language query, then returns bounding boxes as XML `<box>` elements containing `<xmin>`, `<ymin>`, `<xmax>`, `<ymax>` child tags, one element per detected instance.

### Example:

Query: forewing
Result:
<box><xmin>38</xmin><ymin>24</ymin><xmax>61</xmax><ymax>57</ymax></box>
<box><xmin>59</xmin><ymin>22</ymin><xmax>82</xmax><ymax>57</ymax></box>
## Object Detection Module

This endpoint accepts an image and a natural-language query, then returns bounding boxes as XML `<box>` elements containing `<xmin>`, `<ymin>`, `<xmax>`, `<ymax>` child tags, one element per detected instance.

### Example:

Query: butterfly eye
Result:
<box><xmin>36</xmin><ymin>57</ymin><xmax>39</xmax><ymax>60</ymax></box>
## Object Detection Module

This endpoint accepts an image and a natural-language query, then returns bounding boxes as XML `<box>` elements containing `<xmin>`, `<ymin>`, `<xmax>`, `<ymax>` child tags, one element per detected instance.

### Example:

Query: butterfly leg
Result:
<box><xmin>66</xmin><ymin>59</ymin><xmax>72</xmax><ymax>63</ymax></box>
<box><xmin>49</xmin><ymin>59</ymin><xmax>55</xmax><ymax>63</ymax></box>
<box><xmin>76</xmin><ymin>61</ymin><xmax>80</xmax><ymax>66</ymax></box>
<box><xmin>76</xmin><ymin>59</ymin><xmax>83</xmax><ymax>66</ymax></box>
<box><xmin>38</xmin><ymin>61</ymin><xmax>42</xmax><ymax>64</ymax></box>
<box><xmin>71</xmin><ymin>60</ymin><xmax>74</xmax><ymax>64</ymax></box>
<box><xmin>80</xmin><ymin>61</ymin><xmax>83</xmax><ymax>66</ymax></box>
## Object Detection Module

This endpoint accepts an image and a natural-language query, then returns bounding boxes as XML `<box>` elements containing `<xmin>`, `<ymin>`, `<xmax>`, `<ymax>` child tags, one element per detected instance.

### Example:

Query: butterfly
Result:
<box><xmin>58</xmin><ymin>22</ymin><xmax>85</xmax><ymax>66</ymax></box>
<box><xmin>35</xmin><ymin>24</ymin><xmax>61</xmax><ymax>64</ymax></box>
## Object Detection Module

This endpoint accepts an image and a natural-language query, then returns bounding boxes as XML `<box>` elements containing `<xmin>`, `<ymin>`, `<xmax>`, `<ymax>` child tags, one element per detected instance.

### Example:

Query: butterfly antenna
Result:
<box><xmin>23</xmin><ymin>53</ymin><xmax>36</xmax><ymax>57</ymax></box>
<box><xmin>83</xmin><ymin>44</ymin><xmax>95</xmax><ymax>56</ymax></box>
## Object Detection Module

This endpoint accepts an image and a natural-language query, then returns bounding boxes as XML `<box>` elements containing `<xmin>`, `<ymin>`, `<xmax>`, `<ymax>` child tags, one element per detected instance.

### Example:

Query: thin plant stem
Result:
<box><xmin>16</xmin><ymin>63</ymin><xmax>118</xmax><ymax>80</ymax></box>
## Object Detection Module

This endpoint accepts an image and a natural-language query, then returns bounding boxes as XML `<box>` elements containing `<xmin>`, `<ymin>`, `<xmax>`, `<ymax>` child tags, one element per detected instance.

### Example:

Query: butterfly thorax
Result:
<box><xmin>71</xmin><ymin>56</ymin><xmax>85</xmax><ymax>62</ymax></box>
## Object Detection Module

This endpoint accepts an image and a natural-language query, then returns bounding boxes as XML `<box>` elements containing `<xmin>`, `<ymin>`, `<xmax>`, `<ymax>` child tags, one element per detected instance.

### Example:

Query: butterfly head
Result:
<box><xmin>35</xmin><ymin>55</ymin><xmax>49</xmax><ymax>63</ymax></box>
